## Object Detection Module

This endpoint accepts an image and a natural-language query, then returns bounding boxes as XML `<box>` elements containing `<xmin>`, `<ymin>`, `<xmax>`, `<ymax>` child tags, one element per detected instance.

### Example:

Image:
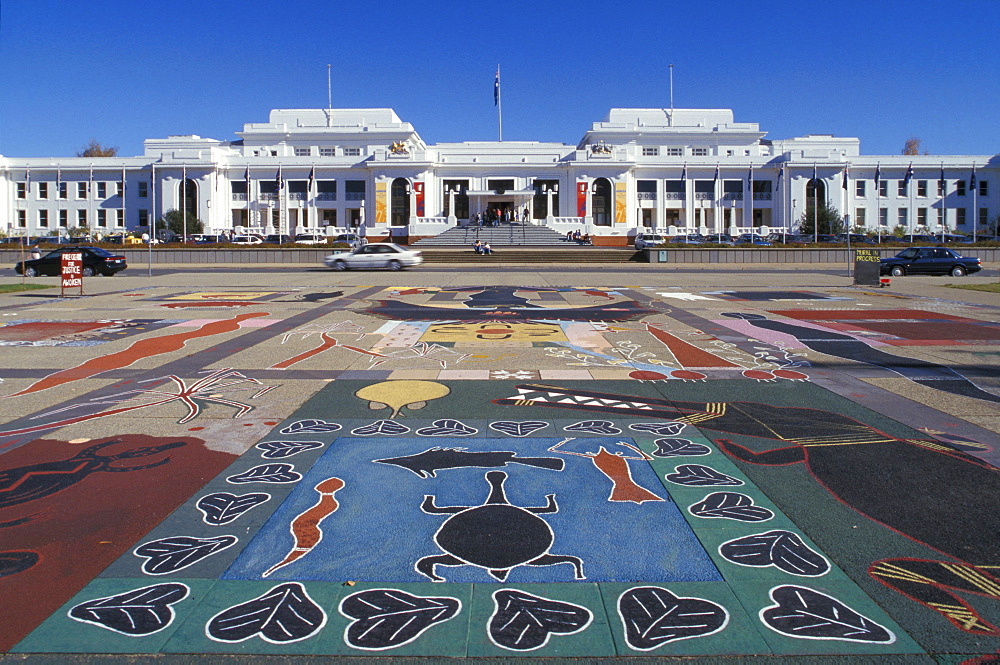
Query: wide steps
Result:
<box><xmin>417</xmin><ymin>248</ymin><xmax>640</xmax><ymax>264</ymax></box>
<box><xmin>412</xmin><ymin>224</ymin><xmax>570</xmax><ymax>247</ymax></box>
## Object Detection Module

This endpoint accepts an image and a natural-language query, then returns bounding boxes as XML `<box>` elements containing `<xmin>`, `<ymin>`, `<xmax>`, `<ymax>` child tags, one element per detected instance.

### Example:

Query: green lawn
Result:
<box><xmin>946</xmin><ymin>282</ymin><xmax>1000</xmax><ymax>293</ymax></box>
<box><xmin>0</xmin><ymin>283</ymin><xmax>57</xmax><ymax>293</ymax></box>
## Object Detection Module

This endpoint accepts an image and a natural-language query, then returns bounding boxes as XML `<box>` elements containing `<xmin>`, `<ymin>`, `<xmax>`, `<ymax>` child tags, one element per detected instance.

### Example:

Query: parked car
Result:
<box><xmin>703</xmin><ymin>233</ymin><xmax>735</xmax><ymax>245</ymax></box>
<box><xmin>324</xmin><ymin>243</ymin><xmax>422</xmax><ymax>270</ymax></box>
<box><xmin>231</xmin><ymin>235</ymin><xmax>263</xmax><ymax>245</ymax></box>
<box><xmin>898</xmin><ymin>234</ymin><xmax>937</xmax><ymax>244</ymax></box>
<box><xmin>735</xmin><ymin>233</ymin><xmax>773</xmax><ymax>246</ymax></box>
<box><xmin>15</xmin><ymin>246</ymin><xmax>127</xmax><ymax>277</ymax></box>
<box><xmin>880</xmin><ymin>247</ymin><xmax>981</xmax><ymax>277</ymax></box>
<box><xmin>835</xmin><ymin>233</ymin><xmax>876</xmax><ymax>244</ymax></box>
<box><xmin>0</xmin><ymin>237</ymin><xmax>34</xmax><ymax>247</ymax></box>
<box><xmin>294</xmin><ymin>233</ymin><xmax>328</xmax><ymax>245</ymax></box>
<box><xmin>634</xmin><ymin>233</ymin><xmax>666</xmax><ymax>250</ymax></box>
<box><xmin>195</xmin><ymin>235</ymin><xmax>222</xmax><ymax>244</ymax></box>
<box><xmin>669</xmin><ymin>234</ymin><xmax>706</xmax><ymax>244</ymax></box>
<box><xmin>262</xmin><ymin>234</ymin><xmax>293</xmax><ymax>245</ymax></box>
<box><xmin>34</xmin><ymin>236</ymin><xmax>70</xmax><ymax>245</ymax></box>
<box><xmin>333</xmin><ymin>233</ymin><xmax>362</xmax><ymax>248</ymax></box>
<box><xmin>940</xmin><ymin>234</ymin><xmax>975</xmax><ymax>244</ymax></box>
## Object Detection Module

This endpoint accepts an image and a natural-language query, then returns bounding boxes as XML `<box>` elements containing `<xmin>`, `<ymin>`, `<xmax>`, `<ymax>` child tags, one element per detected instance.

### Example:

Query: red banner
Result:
<box><xmin>413</xmin><ymin>182</ymin><xmax>425</xmax><ymax>217</ymax></box>
<box><xmin>61</xmin><ymin>252</ymin><xmax>83</xmax><ymax>296</ymax></box>
<box><xmin>577</xmin><ymin>182</ymin><xmax>588</xmax><ymax>217</ymax></box>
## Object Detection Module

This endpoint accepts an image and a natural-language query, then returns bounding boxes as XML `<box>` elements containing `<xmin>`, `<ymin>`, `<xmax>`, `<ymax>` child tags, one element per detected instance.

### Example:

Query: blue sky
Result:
<box><xmin>2</xmin><ymin>0</ymin><xmax>998</xmax><ymax>158</ymax></box>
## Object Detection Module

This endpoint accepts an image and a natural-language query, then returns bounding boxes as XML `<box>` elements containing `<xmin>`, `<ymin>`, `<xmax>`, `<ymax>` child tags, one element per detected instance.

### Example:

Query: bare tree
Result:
<box><xmin>77</xmin><ymin>140</ymin><xmax>118</xmax><ymax>157</ymax></box>
<box><xmin>902</xmin><ymin>137</ymin><xmax>921</xmax><ymax>156</ymax></box>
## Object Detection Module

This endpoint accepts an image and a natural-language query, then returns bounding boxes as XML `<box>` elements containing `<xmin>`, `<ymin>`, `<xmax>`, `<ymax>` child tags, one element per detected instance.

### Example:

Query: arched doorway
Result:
<box><xmin>592</xmin><ymin>178</ymin><xmax>612</xmax><ymax>226</ymax></box>
<box><xmin>805</xmin><ymin>178</ymin><xmax>826</xmax><ymax>215</ymax></box>
<box><xmin>390</xmin><ymin>178</ymin><xmax>410</xmax><ymax>227</ymax></box>
<box><xmin>180</xmin><ymin>178</ymin><xmax>198</xmax><ymax>220</ymax></box>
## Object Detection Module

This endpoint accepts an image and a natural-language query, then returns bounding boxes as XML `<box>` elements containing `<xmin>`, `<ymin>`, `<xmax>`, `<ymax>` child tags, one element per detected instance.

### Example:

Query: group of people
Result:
<box><xmin>566</xmin><ymin>229</ymin><xmax>593</xmax><ymax>245</ymax></box>
<box><xmin>472</xmin><ymin>206</ymin><xmax>531</xmax><ymax>228</ymax></box>
<box><xmin>472</xmin><ymin>240</ymin><xmax>493</xmax><ymax>255</ymax></box>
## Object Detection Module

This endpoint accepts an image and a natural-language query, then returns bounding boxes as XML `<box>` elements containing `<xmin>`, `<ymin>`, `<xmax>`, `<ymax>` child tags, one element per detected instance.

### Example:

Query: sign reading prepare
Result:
<box><xmin>61</xmin><ymin>252</ymin><xmax>84</xmax><ymax>296</ymax></box>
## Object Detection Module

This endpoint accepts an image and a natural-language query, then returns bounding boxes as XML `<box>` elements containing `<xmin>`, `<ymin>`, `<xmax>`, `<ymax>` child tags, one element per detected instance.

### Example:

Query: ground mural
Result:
<box><xmin>0</xmin><ymin>284</ymin><xmax>997</xmax><ymax>659</ymax></box>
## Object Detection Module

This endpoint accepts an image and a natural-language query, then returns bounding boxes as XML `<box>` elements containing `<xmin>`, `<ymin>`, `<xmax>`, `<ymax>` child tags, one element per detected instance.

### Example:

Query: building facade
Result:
<box><xmin>2</xmin><ymin>107</ymin><xmax>997</xmax><ymax>242</ymax></box>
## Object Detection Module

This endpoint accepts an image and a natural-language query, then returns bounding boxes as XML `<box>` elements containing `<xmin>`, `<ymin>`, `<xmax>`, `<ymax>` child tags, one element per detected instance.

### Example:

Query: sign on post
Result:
<box><xmin>61</xmin><ymin>252</ymin><xmax>84</xmax><ymax>296</ymax></box>
<box><xmin>853</xmin><ymin>248</ymin><xmax>882</xmax><ymax>286</ymax></box>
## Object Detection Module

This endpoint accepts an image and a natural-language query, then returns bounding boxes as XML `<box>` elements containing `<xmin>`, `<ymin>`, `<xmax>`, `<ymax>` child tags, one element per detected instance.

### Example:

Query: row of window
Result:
<box><xmin>16</xmin><ymin>181</ymin><xmax>149</xmax><ymax>200</ymax></box>
<box><xmin>855</xmin><ymin>179</ymin><xmax>988</xmax><ymax>198</ymax></box>
<box><xmin>639</xmin><ymin>147</ymin><xmax>718</xmax><ymax>157</ymax></box>
<box><xmin>855</xmin><ymin>207</ymin><xmax>990</xmax><ymax>227</ymax></box>
<box><xmin>15</xmin><ymin>209</ymin><xmax>151</xmax><ymax>227</ymax></box>
<box><xmin>258</xmin><ymin>147</ymin><xmax>363</xmax><ymax>157</ymax></box>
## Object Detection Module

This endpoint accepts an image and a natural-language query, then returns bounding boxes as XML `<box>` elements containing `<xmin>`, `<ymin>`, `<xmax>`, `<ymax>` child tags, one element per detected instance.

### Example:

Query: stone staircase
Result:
<box><xmin>412</xmin><ymin>223</ymin><xmax>569</xmax><ymax>247</ymax></box>
<box><xmin>417</xmin><ymin>247</ymin><xmax>641</xmax><ymax>264</ymax></box>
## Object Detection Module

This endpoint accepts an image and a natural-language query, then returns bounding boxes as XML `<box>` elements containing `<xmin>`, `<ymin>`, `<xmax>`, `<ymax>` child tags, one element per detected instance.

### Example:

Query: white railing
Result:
<box><xmin>344</xmin><ymin>192</ymin><xmax>365</xmax><ymax>201</ymax></box>
<box><xmin>637</xmin><ymin>192</ymin><xmax>657</xmax><ymax>201</ymax></box>
<box><xmin>231</xmin><ymin>193</ymin><xmax>247</xmax><ymax>201</ymax></box>
<box><xmin>664</xmin><ymin>192</ymin><xmax>685</xmax><ymax>200</ymax></box>
<box><xmin>723</xmin><ymin>192</ymin><xmax>744</xmax><ymax>201</ymax></box>
<box><xmin>317</xmin><ymin>193</ymin><xmax>336</xmax><ymax>201</ymax></box>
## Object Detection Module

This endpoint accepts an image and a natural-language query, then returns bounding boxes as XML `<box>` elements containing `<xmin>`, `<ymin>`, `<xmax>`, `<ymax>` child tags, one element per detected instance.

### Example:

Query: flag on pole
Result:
<box><xmin>812</xmin><ymin>164</ymin><xmax>818</xmax><ymax>181</ymax></box>
<box><xmin>747</xmin><ymin>164</ymin><xmax>753</xmax><ymax>192</ymax></box>
<box><xmin>842</xmin><ymin>165</ymin><xmax>849</xmax><ymax>190</ymax></box>
<box><xmin>939</xmin><ymin>163</ymin><xmax>945</xmax><ymax>187</ymax></box>
<box><xmin>713</xmin><ymin>165</ymin><xmax>719</xmax><ymax>182</ymax></box>
<box><xmin>308</xmin><ymin>165</ymin><xmax>316</xmax><ymax>193</ymax></box>
<box><xmin>276</xmin><ymin>165</ymin><xmax>284</xmax><ymax>190</ymax></box>
<box><xmin>121</xmin><ymin>166</ymin><xmax>127</xmax><ymax>193</ymax></box>
<box><xmin>25</xmin><ymin>166</ymin><xmax>31</xmax><ymax>189</ymax></box>
<box><xmin>874</xmin><ymin>163</ymin><xmax>881</xmax><ymax>190</ymax></box>
<box><xmin>244</xmin><ymin>165</ymin><xmax>250</xmax><ymax>199</ymax></box>
<box><xmin>89</xmin><ymin>165</ymin><xmax>94</xmax><ymax>194</ymax></box>
<box><xmin>56</xmin><ymin>167</ymin><xmax>62</xmax><ymax>194</ymax></box>
<box><xmin>904</xmin><ymin>162</ymin><xmax>914</xmax><ymax>184</ymax></box>
<box><xmin>776</xmin><ymin>164</ymin><xmax>784</xmax><ymax>189</ymax></box>
<box><xmin>681</xmin><ymin>163</ymin><xmax>687</xmax><ymax>181</ymax></box>
<box><xmin>970</xmin><ymin>166</ymin><xmax>977</xmax><ymax>192</ymax></box>
<box><xmin>494</xmin><ymin>67</ymin><xmax>500</xmax><ymax>106</ymax></box>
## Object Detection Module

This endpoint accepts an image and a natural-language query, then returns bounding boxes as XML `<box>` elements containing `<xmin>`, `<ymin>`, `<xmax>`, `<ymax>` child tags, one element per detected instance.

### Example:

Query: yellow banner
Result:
<box><xmin>375</xmin><ymin>181</ymin><xmax>388</xmax><ymax>225</ymax></box>
<box><xmin>614</xmin><ymin>182</ymin><xmax>627</xmax><ymax>224</ymax></box>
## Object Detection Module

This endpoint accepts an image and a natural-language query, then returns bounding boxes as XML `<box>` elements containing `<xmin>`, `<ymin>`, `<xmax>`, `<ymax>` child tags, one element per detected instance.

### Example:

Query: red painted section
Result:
<box><xmin>270</xmin><ymin>332</ymin><xmax>339</xmax><ymax>369</ymax></box>
<box><xmin>645</xmin><ymin>324</ymin><xmax>741</xmax><ymax>368</ymax></box>
<box><xmin>0</xmin><ymin>321</ymin><xmax>113</xmax><ymax>342</ymax></box>
<box><xmin>771</xmin><ymin>309</ymin><xmax>969</xmax><ymax>321</ymax></box>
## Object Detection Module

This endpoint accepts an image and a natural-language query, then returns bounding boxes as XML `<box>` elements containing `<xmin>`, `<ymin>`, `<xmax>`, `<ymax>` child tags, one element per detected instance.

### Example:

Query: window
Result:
<box><xmin>77</xmin><ymin>210</ymin><xmax>87</xmax><ymax>225</ymax></box>
<box><xmin>138</xmin><ymin>181</ymin><xmax>148</xmax><ymax>198</ymax></box>
<box><xmin>855</xmin><ymin>180</ymin><xmax>866</xmax><ymax>197</ymax></box>
<box><xmin>691</xmin><ymin>147</ymin><xmax>708</xmax><ymax>156</ymax></box>
<box><xmin>980</xmin><ymin>208</ymin><xmax>989</xmax><ymax>226</ymax></box>
<box><xmin>938</xmin><ymin>179</ymin><xmax>945</xmax><ymax>196</ymax></box>
<box><xmin>78</xmin><ymin>182</ymin><xmax>88</xmax><ymax>198</ymax></box>
<box><xmin>38</xmin><ymin>210</ymin><xmax>49</xmax><ymax>227</ymax></box>
<box><xmin>957</xmin><ymin>180</ymin><xmax>966</xmax><ymax>196</ymax></box>
<box><xmin>343</xmin><ymin>147</ymin><xmax>361</xmax><ymax>156</ymax></box>
<box><xmin>897</xmin><ymin>180</ymin><xmax>907</xmax><ymax>197</ymax></box>
<box><xmin>294</xmin><ymin>147</ymin><xmax>311</xmax><ymax>157</ymax></box>
<box><xmin>97</xmin><ymin>182</ymin><xmax>107</xmax><ymax>198</ymax></box>
<box><xmin>97</xmin><ymin>210</ymin><xmax>107</xmax><ymax>227</ymax></box>
<box><xmin>345</xmin><ymin>180</ymin><xmax>365</xmax><ymax>200</ymax></box>
<box><xmin>666</xmin><ymin>147</ymin><xmax>683</xmax><ymax>156</ymax></box>
<box><xmin>726</xmin><ymin>150</ymin><xmax>734</xmax><ymax>157</ymax></box>
<box><xmin>897</xmin><ymin>208</ymin><xmax>908</xmax><ymax>226</ymax></box>
<box><xmin>320</xmin><ymin>147</ymin><xmax>336</xmax><ymax>157</ymax></box>
<box><xmin>918</xmin><ymin>180</ymin><xmax>928</xmax><ymax>197</ymax></box>
<box><xmin>879</xmin><ymin>181</ymin><xmax>888</xmax><ymax>197</ymax></box>
<box><xmin>116</xmin><ymin>210</ymin><xmax>125</xmax><ymax>227</ymax></box>
<box><xmin>879</xmin><ymin>208</ymin><xmax>888</xmax><ymax>226</ymax></box>
<box><xmin>17</xmin><ymin>182</ymin><xmax>26</xmax><ymax>199</ymax></box>
<box><xmin>117</xmin><ymin>181</ymin><xmax>124</xmax><ymax>196</ymax></box>
<box><xmin>956</xmin><ymin>208</ymin><xmax>966</xmax><ymax>225</ymax></box>
<box><xmin>138</xmin><ymin>209</ymin><xmax>149</xmax><ymax>226</ymax></box>
<box><xmin>642</xmin><ymin>147</ymin><xmax>659</xmax><ymax>157</ymax></box>
<box><xmin>39</xmin><ymin>182</ymin><xmax>49</xmax><ymax>199</ymax></box>
<box><xmin>59</xmin><ymin>210</ymin><xmax>69</xmax><ymax>227</ymax></box>
<box><xmin>317</xmin><ymin>180</ymin><xmax>337</xmax><ymax>200</ymax></box>
<box><xmin>855</xmin><ymin>208</ymin><xmax>866</xmax><ymax>225</ymax></box>
<box><xmin>980</xmin><ymin>180</ymin><xmax>988</xmax><ymax>196</ymax></box>
<box><xmin>59</xmin><ymin>182</ymin><xmax>68</xmax><ymax>199</ymax></box>
<box><xmin>917</xmin><ymin>208</ymin><xmax>927</xmax><ymax>226</ymax></box>
<box><xmin>17</xmin><ymin>210</ymin><xmax>26</xmax><ymax>227</ymax></box>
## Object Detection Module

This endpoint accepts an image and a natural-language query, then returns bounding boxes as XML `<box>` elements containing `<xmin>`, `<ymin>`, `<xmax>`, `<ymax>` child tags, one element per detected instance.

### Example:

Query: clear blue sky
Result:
<box><xmin>2</xmin><ymin>0</ymin><xmax>998</xmax><ymax>159</ymax></box>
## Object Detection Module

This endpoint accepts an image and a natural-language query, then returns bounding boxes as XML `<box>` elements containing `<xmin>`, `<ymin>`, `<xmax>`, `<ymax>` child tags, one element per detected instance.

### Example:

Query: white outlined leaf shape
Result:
<box><xmin>489</xmin><ymin>421</ymin><xmax>549</xmax><ymax>437</ymax></box>
<box><xmin>339</xmin><ymin>588</ymin><xmax>461</xmax><ymax>650</ymax></box>
<box><xmin>134</xmin><ymin>535</ymin><xmax>238</xmax><ymax>575</ymax></box>
<box><xmin>617</xmin><ymin>586</ymin><xmax>729</xmax><ymax>651</ymax></box>
<box><xmin>629</xmin><ymin>422</ymin><xmax>687</xmax><ymax>436</ymax></box>
<box><xmin>415</xmin><ymin>419</ymin><xmax>478</xmax><ymax>436</ymax></box>
<box><xmin>227</xmin><ymin>464</ymin><xmax>301</xmax><ymax>484</ymax></box>
<box><xmin>69</xmin><ymin>583</ymin><xmax>189</xmax><ymax>636</ymax></box>
<box><xmin>280</xmin><ymin>419</ymin><xmax>342</xmax><ymax>434</ymax></box>
<box><xmin>489</xmin><ymin>589</ymin><xmax>592</xmax><ymax>651</ymax></box>
<box><xmin>760</xmin><ymin>586</ymin><xmax>895</xmax><ymax>643</ymax></box>
<box><xmin>256</xmin><ymin>440</ymin><xmax>324</xmax><ymax>459</ymax></box>
<box><xmin>564</xmin><ymin>420</ymin><xmax>621</xmax><ymax>435</ymax></box>
<box><xmin>665</xmin><ymin>464</ymin><xmax>744</xmax><ymax>486</ymax></box>
<box><xmin>689</xmin><ymin>492</ymin><xmax>774</xmax><ymax>522</ymax></box>
<box><xmin>197</xmin><ymin>492</ymin><xmax>270</xmax><ymax>525</ymax></box>
<box><xmin>351</xmin><ymin>420</ymin><xmax>410</xmax><ymax>436</ymax></box>
<box><xmin>720</xmin><ymin>531</ymin><xmax>830</xmax><ymax>577</ymax></box>
<box><xmin>207</xmin><ymin>582</ymin><xmax>326</xmax><ymax>644</ymax></box>
<box><xmin>652</xmin><ymin>438</ymin><xmax>711</xmax><ymax>457</ymax></box>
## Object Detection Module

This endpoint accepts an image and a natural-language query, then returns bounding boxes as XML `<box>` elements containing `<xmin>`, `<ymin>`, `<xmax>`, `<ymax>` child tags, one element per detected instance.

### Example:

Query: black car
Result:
<box><xmin>15</xmin><ymin>246</ymin><xmax>128</xmax><ymax>277</ymax></box>
<box><xmin>880</xmin><ymin>247</ymin><xmax>981</xmax><ymax>277</ymax></box>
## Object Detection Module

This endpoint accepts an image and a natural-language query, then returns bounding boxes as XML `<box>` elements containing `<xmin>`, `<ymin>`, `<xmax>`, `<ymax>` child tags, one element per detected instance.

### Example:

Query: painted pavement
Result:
<box><xmin>0</xmin><ymin>282</ymin><xmax>998</xmax><ymax>660</ymax></box>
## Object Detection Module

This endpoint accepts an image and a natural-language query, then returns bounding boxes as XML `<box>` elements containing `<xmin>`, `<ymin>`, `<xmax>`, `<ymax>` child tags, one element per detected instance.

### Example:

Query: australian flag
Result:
<box><xmin>681</xmin><ymin>164</ymin><xmax>687</xmax><ymax>181</ymax></box>
<box><xmin>276</xmin><ymin>165</ymin><xmax>284</xmax><ymax>190</ymax></box>
<box><xmin>904</xmin><ymin>162</ymin><xmax>914</xmax><ymax>184</ymax></box>
<box><xmin>970</xmin><ymin>167</ymin><xmax>977</xmax><ymax>193</ymax></box>
<box><xmin>747</xmin><ymin>165</ymin><xmax>753</xmax><ymax>191</ymax></box>
<box><xmin>494</xmin><ymin>68</ymin><xmax>500</xmax><ymax>106</ymax></box>
<box><xmin>776</xmin><ymin>164</ymin><xmax>784</xmax><ymax>189</ymax></box>
<box><xmin>875</xmin><ymin>164</ymin><xmax>881</xmax><ymax>189</ymax></box>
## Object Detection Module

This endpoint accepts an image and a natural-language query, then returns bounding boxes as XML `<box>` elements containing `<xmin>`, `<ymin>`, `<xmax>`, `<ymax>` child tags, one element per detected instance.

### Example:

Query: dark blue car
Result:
<box><xmin>880</xmin><ymin>247</ymin><xmax>981</xmax><ymax>277</ymax></box>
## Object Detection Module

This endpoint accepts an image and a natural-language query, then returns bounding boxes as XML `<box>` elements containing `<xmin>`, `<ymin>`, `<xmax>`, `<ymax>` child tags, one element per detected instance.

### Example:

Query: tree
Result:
<box><xmin>902</xmin><ymin>137</ymin><xmax>921</xmax><ymax>156</ymax></box>
<box><xmin>77</xmin><ymin>140</ymin><xmax>118</xmax><ymax>157</ymax></box>
<box><xmin>798</xmin><ymin>201</ymin><xmax>845</xmax><ymax>235</ymax></box>
<box><xmin>160</xmin><ymin>209</ymin><xmax>204</xmax><ymax>238</ymax></box>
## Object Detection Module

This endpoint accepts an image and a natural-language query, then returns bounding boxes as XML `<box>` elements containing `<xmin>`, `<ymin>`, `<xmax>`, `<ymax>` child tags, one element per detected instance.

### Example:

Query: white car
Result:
<box><xmin>294</xmin><ymin>233</ymin><xmax>328</xmax><ymax>245</ymax></box>
<box><xmin>231</xmin><ymin>235</ymin><xmax>262</xmax><ymax>245</ymax></box>
<box><xmin>324</xmin><ymin>243</ymin><xmax>423</xmax><ymax>271</ymax></box>
<box><xmin>634</xmin><ymin>233</ymin><xmax>666</xmax><ymax>250</ymax></box>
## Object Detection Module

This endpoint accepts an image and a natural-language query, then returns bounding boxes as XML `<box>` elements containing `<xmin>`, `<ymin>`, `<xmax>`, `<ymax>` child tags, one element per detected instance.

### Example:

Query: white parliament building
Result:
<box><xmin>1</xmin><ymin>107</ymin><xmax>997</xmax><ymax>243</ymax></box>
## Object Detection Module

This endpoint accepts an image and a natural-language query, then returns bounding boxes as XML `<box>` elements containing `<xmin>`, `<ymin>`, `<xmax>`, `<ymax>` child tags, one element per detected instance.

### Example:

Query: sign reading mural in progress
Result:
<box><xmin>853</xmin><ymin>248</ymin><xmax>882</xmax><ymax>286</ymax></box>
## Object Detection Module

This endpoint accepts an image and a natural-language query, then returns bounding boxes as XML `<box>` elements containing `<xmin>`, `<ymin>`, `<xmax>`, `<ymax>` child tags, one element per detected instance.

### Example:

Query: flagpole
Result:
<box><xmin>149</xmin><ymin>163</ymin><xmax>155</xmax><ymax>276</ymax></box>
<box><xmin>326</xmin><ymin>64</ymin><xmax>333</xmax><ymax>128</ymax></box>
<box><xmin>495</xmin><ymin>65</ymin><xmax>503</xmax><ymax>142</ymax></box>
<box><xmin>182</xmin><ymin>164</ymin><xmax>188</xmax><ymax>242</ymax></box>
<box><xmin>971</xmin><ymin>164</ymin><xmax>978</xmax><ymax>243</ymax></box>
<box><xmin>813</xmin><ymin>164</ymin><xmax>818</xmax><ymax>243</ymax></box>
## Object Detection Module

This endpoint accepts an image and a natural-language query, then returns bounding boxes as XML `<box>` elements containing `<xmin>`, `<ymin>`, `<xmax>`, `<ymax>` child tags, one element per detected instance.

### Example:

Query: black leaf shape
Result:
<box><xmin>629</xmin><ymin>422</ymin><xmax>687</xmax><ymax>436</ymax></box>
<box><xmin>617</xmin><ymin>586</ymin><xmax>729</xmax><ymax>651</ymax></box>
<box><xmin>489</xmin><ymin>421</ymin><xmax>549</xmax><ymax>437</ymax></box>
<box><xmin>652</xmin><ymin>438</ymin><xmax>711</xmax><ymax>457</ymax></box>
<box><xmin>351</xmin><ymin>420</ymin><xmax>410</xmax><ymax>436</ymax></box>
<box><xmin>720</xmin><ymin>531</ymin><xmax>830</xmax><ymax>577</ymax></box>
<box><xmin>227</xmin><ymin>464</ymin><xmax>301</xmax><ymax>485</ymax></box>
<box><xmin>339</xmin><ymin>588</ymin><xmax>461</xmax><ymax>650</ymax></box>
<box><xmin>256</xmin><ymin>440</ymin><xmax>324</xmax><ymax>459</ymax></box>
<box><xmin>134</xmin><ymin>535</ymin><xmax>238</xmax><ymax>575</ymax></box>
<box><xmin>689</xmin><ymin>492</ymin><xmax>774</xmax><ymax>522</ymax></box>
<box><xmin>207</xmin><ymin>582</ymin><xmax>326</xmax><ymax>644</ymax></box>
<box><xmin>280</xmin><ymin>419</ymin><xmax>342</xmax><ymax>434</ymax></box>
<box><xmin>564</xmin><ymin>420</ymin><xmax>621</xmax><ymax>435</ymax></box>
<box><xmin>415</xmin><ymin>419</ymin><xmax>478</xmax><ymax>436</ymax></box>
<box><xmin>0</xmin><ymin>551</ymin><xmax>39</xmax><ymax>578</ymax></box>
<box><xmin>69</xmin><ymin>583</ymin><xmax>189</xmax><ymax>636</ymax></box>
<box><xmin>665</xmin><ymin>464</ymin><xmax>744</xmax><ymax>487</ymax></box>
<box><xmin>761</xmin><ymin>585</ymin><xmax>895</xmax><ymax>643</ymax></box>
<box><xmin>489</xmin><ymin>589</ymin><xmax>592</xmax><ymax>651</ymax></box>
<box><xmin>197</xmin><ymin>492</ymin><xmax>270</xmax><ymax>525</ymax></box>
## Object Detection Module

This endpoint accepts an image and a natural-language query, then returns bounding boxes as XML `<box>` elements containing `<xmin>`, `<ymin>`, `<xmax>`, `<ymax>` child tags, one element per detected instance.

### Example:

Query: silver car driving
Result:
<box><xmin>324</xmin><ymin>243</ymin><xmax>423</xmax><ymax>271</ymax></box>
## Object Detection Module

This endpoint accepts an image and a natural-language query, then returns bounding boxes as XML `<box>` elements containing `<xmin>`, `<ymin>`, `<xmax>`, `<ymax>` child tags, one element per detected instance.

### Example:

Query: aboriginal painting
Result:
<box><xmin>0</xmin><ymin>284</ymin><xmax>998</xmax><ymax>659</ymax></box>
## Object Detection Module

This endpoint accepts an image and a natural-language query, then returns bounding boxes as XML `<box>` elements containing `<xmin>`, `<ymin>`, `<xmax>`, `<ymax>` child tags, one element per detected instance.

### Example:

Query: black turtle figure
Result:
<box><xmin>415</xmin><ymin>471</ymin><xmax>584</xmax><ymax>582</ymax></box>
